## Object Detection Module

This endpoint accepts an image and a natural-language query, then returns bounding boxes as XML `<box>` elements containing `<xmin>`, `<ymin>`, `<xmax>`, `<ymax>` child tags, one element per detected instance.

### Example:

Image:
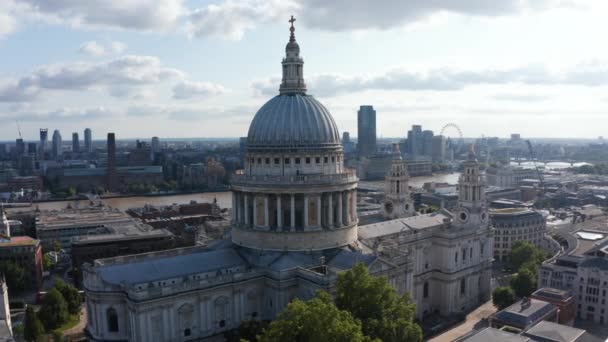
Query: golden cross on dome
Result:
<box><xmin>289</xmin><ymin>15</ymin><xmax>296</xmax><ymax>28</ymax></box>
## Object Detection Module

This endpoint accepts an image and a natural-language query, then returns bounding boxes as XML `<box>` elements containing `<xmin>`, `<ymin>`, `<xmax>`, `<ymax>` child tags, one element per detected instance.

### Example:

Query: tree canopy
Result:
<box><xmin>0</xmin><ymin>261</ymin><xmax>29</xmax><ymax>293</ymax></box>
<box><xmin>509</xmin><ymin>241</ymin><xmax>548</xmax><ymax>272</ymax></box>
<box><xmin>54</xmin><ymin>278</ymin><xmax>81</xmax><ymax>315</ymax></box>
<box><xmin>510</xmin><ymin>266</ymin><xmax>537</xmax><ymax>298</ymax></box>
<box><xmin>259</xmin><ymin>291</ymin><xmax>371</xmax><ymax>342</ymax></box>
<box><xmin>335</xmin><ymin>263</ymin><xmax>422</xmax><ymax>342</ymax></box>
<box><xmin>492</xmin><ymin>286</ymin><xmax>516</xmax><ymax>310</ymax></box>
<box><xmin>24</xmin><ymin>306</ymin><xmax>44</xmax><ymax>342</ymax></box>
<box><xmin>38</xmin><ymin>288</ymin><xmax>69</xmax><ymax>330</ymax></box>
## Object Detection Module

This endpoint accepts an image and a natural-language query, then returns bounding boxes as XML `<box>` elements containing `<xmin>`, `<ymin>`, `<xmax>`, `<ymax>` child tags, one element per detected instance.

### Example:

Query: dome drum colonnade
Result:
<box><xmin>230</xmin><ymin>15</ymin><xmax>359</xmax><ymax>251</ymax></box>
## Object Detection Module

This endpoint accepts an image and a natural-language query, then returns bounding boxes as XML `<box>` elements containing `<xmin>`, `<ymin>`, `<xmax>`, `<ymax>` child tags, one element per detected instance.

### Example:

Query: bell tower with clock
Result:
<box><xmin>383</xmin><ymin>144</ymin><xmax>415</xmax><ymax>219</ymax></box>
<box><xmin>453</xmin><ymin>144</ymin><xmax>489</xmax><ymax>229</ymax></box>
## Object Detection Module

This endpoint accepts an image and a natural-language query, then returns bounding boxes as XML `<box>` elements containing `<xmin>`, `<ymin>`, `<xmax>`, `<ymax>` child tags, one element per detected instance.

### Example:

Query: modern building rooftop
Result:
<box><xmin>458</xmin><ymin>327</ymin><xmax>530</xmax><ymax>342</ymax></box>
<box><xmin>523</xmin><ymin>320</ymin><xmax>586</xmax><ymax>342</ymax></box>
<box><xmin>578</xmin><ymin>257</ymin><xmax>608</xmax><ymax>271</ymax></box>
<box><xmin>492</xmin><ymin>298</ymin><xmax>557</xmax><ymax>329</ymax></box>
<box><xmin>491</xmin><ymin>208</ymin><xmax>533</xmax><ymax>215</ymax></box>
<box><xmin>36</xmin><ymin>206</ymin><xmax>171</xmax><ymax>250</ymax></box>
<box><xmin>532</xmin><ymin>287</ymin><xmax>573</xmax><ymax>301</ymax></box>
<box><xmin>72</xmin><ymin>228</ymin><xmax>172</xmax><ymax>245</ymax></box>
<box><xmin>0</xmin><ymin>236</ymin><xmax>38</xmax><ymax>248</ymax></box>
<box><xmin>36</xmin><ymin>207</ymin><xmax>152</xmax><ymax>234</ymax></box>
<box><xmin>570</xmin><ymin>230</ymin><xmax>608</xmax><ymax>257</ymax></box>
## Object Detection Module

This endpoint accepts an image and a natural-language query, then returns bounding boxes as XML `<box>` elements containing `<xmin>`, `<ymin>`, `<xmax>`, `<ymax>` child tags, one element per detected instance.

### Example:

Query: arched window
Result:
<box><xmin>107</xmin><ymin>308</ymin><xmax>119</xmax><ymax>332</ymax></box>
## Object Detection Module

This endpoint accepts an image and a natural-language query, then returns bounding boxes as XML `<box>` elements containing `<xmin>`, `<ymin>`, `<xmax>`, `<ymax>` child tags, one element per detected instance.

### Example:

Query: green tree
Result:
<box><xmin>0</xmin><ymin>261</ymin><xmax>28</xmax><ymax>293</ymax></box>
<box><xmin>24</xmin><ymin>306</ymin><xmax>44</xmax><ymax>342</ymax></box>
<box><xmin>38</xmin><ymin>288</ymin><xmax>69</xmax><ymax>330</ymax></box>
<box><xmin>509</xmin><ymin>241</ymin><xmax>547</xmax><ymax>271</ymax></box>
<box><xmin>53</xmin><ymin>240</ymin><xmax>62</xmax><ymax>253</ymax></box>
<box><xmin>52</xmin><ymin>330</ymin><xmax>64</xmax><ymax>342</ymax></box>
<box><xmin>228</xmin><ymin>320</ymin><xmax>269</xmax><ymax>342</ymax></box>
<box><xmin>259</xmin><ymin>291</ymin><xmax>371</xmax><ymax>342</ymax></box>
<box><xmin>335</xmin><ymin>263</ymin><xmax>422</xmax><ymax>342</ymax></box>
<box><xmin>492</xmin><ymin>286</ymin><xmax>516</xmax><ymax>310</ymax></box>
<box><xmin>67</xmin><ymin>187</ymin><xmax>77</xmax><ymax>197</ymax></box>
<box><xmin>510</xmin><ymin>267</ymin><xmax>537</xmax><ymax>298</ymax></box>
<box><xmin>54</xmin><ymin>278</ymin><xmax>81</xmax><ymax>315</ymax></box>
<box><xmin>43</xmin><ymin>254</ymin><xmax>54</xmax><ymax>271</ymax></box>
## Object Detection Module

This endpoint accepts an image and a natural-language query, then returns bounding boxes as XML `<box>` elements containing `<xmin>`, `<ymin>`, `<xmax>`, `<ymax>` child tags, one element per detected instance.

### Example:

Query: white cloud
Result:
<box><xmin>3</xmin><ymin>106</ymin><xmax>120</xmax><ymax>122</ymax></box>
<box><xmin>253</xmin><ymin>61</ymin><xmax>608</xmax><ymax>97</ymax></box>
<box><xmin>0</xmin><ymin>1</ymin><xmax>20</xmax><ymax>37</ymax></box>
<box><xmin>110</xmin><ymin>41</ymin><xmax>127</xmax><ymax>54</ymax></box>
<box><xmin>296</xmin><ymin>0</ymin><xmax>564</xmax><ymax>31</ymax></box>
<box><xmin>17</xmin><ymin>0</ymin><xmax>184</xmax><ymax>31</ymax></box>
<box><xmin>172</xmin><ymin>80</ymin><xmax>227</xmax><ymax>99</ymax></box>
<box><xmin>79</xmin><ymin>40</ymin><xmax>128</xmax><ymax>57</ymax></box>
<box><xmin>186</xmin><ymin>0</ymin><xmax>295</xmax><ymax>39</ymax></box>
<box><xmin>184</xmin><ymin>0</ymin><xmax>572</xmax><ymax>40</ymax></box>
<box><xmin>0</xmin><ymin>55</ymin><xmax>184</xmax><ymax>102</ymax></box>
<box><xmin>0</xmin><ymin>0</ymin><xmax>581</xmax><ymax>40</ymax></box>
<box><xmin>79</xmin><ymin>41</ymin><xmax>106</xmax><ymax>56</ymax></box>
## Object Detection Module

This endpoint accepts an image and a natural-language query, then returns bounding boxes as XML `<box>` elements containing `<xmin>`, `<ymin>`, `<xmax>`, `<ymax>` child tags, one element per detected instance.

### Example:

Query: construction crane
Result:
<box><xmin>525</xmin><ymin>140</ymin><xmax>546</xmax><ymax>193</ymax></box>
<box><xmin>15</xmin><ymin>120</ymin><xmax>22</xmax><ymax>139</ymax></box>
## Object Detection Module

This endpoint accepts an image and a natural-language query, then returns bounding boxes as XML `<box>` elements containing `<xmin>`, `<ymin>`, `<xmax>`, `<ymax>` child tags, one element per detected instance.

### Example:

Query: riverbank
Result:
<box><xmin>31</xmin><ymin>187</ymin><xmax>230</xmax><ymax>204</ymax></box>
<box><xmin>11</xmin><ymin>192</ymin><xmax>233</xmax><ymax>212</ymax></box>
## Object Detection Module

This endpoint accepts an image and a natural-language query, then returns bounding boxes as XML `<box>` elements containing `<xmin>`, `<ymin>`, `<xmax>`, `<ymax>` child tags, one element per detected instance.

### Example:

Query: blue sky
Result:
<box><xmin>1</xmin><ymin>0</ymin><xmax>608</xmax><ymax>140</ymax></box>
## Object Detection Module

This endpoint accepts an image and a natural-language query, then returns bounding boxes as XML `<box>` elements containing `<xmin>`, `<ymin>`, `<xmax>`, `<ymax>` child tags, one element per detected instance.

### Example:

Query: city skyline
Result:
<box><xmin>2</xmin><ymin>1</ymin><xmax>608</xmax><ymax>139</ymax></box>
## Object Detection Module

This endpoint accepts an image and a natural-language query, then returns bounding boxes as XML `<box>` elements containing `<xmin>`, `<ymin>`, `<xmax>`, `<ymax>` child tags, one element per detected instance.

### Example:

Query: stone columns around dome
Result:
<box><xmin>315</xmin><ymin>194</ymin><xmax>323</xmax><ymax>229</ymax></box>
<box><xmin>328</xmin><ymin>193</ymin><xmax>333</xmax><ymax>229</ymax></box>
<box><xmin>264</xmin><ymin>195</ymin><xmax>269</xmax><ymax>229</ymax></box>
<box><xmin>244</xmin><ymin>194</ymin><xmax>249</xmax><ymax>225</ymax></box>
<box><xmin>252</xmin><ymin>195</ymin><xmax>258</xmax><ymax>227</ymax></box>
<box><xmin>337</xmin><ymin>192</ymin><xmax>343</xmax><ymax>226</ymax></box>
<box><xmin>231</xmin><ymin>189</ymin><xmax>357</xmax><ymax>232</ymax></box>
<box><xmin>351</xmin><ymin>189</ymin><xmax>357</xmax><ymax>224</ymax></box>
<box><xmin>231</xmin><ymin>188</ymin><xmax>357</xmax><ymax>250</ymax></box>
<box><xmin>276</xmin><ymin>195</ymin><xmax>282</xmax><ymax>231</ymax></box>
<box><xmin>303</xmin><ymin>195</ymin><xmax>309</xmax><ymax>227</ymax></box>
<box><xmin>290</xmin><ymin>195</ymin><xmax>295</xmax><ymax>230</ymax></box>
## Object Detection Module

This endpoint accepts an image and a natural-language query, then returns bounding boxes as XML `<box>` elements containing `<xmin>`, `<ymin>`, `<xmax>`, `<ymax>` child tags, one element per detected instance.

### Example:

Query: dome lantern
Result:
<box><xmin>279</xmin><ymin>15</ymin><xmax>307</xmax><ymax>95</ymax></box>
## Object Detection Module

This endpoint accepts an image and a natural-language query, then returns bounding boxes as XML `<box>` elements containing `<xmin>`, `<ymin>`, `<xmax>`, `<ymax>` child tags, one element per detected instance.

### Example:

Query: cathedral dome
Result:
<box><xmin>247</xmin><ymin>94</ymin><xmax>341</xmax><ymax>149</ymax></box>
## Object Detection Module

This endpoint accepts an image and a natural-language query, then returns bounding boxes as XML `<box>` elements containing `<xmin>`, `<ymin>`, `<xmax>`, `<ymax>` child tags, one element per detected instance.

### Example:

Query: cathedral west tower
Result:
<box><xmin>383</xmin><ymin>143</ymin><xmax>415</xmax><ymax>219</ymax></box>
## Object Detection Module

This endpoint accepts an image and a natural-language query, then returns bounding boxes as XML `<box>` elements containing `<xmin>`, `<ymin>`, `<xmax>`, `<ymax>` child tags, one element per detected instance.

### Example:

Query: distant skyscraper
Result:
<box><xmin>422</xmin><ymin>130</ymin><xmax>434</xmax><ymax>156</ymax></box>
<box><xmin>342</xmin><ymin>132</ymin><xmax>350</xmax><ymax>143</ymax></box>
<box><xmin>39</xmin><ymin>128</ymin><xmax>48</xmax><ymax>158</ymax></box>
<box><xmin>407</xmin><ymin>125</ymin><xmax>423</xmax><ymax>157</ymax></box>
<box><xmin>15</xmin><ymin>139</ymin><xmax>25</xmax><ymax>157</ymax></box>
<box><xmin>27</xmin><ymin>142</ymin><xmax>37</xmax><ymax>155</ymax></box>
<box><xmin>72</xmin><ymin>132</ymin><xmax>80</xmax><ymax>153</ymax></box>
<box><xmin>431</xmin><ymin>135</ymin><xmax>446</xmax><ymax>162</ymax></box>
<box><xmin>357</xmin><ymin>105</ymin><xmax>377</xmax><ymax>157</ymax></box>
<box><xmin>342</xmin><ymin>132</ymin><xmax>355</xmax><ymax>154</ymax></box>
<box><xmin>52</xmin><ymin>130</ymin><xmax>62</xmax><ymax>159</ymax></box>
<box><xmin>106</xmin><ymin>133</ymin><xmax>117</xmax><ymax>191</ymax></box>
<box><xmin>151</xmin><ymin>136</ymin><xmax>160</xmax><ymax>161</ymax></box>
<box><xmin>239</xmin><ymin>137</ymin><xmax>247</xmax><ymax>157</ymax></box>
<box><xmin>84</xmin><ymin>128</ymin><xmax>92</xmax><ymax>153</ymax></box>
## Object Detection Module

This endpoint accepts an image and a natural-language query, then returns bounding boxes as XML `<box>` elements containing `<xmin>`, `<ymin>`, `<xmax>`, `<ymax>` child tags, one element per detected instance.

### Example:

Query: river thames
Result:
<box><xmin>29</xmin><ymin>173</ymin><xmax>463</xmax><ymax>211</ymax></box>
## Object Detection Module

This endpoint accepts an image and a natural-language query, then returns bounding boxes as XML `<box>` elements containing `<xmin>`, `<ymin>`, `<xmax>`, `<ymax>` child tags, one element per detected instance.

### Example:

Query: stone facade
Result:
<box><xmin>490</xmin><ymin>208</ymin><xmax>547</xmax><ymax>261</ymax></box>
<box><xmin>382</xmin><ymin>143</ymin><xmax>415</xmax><ymax>220</ymax></box>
